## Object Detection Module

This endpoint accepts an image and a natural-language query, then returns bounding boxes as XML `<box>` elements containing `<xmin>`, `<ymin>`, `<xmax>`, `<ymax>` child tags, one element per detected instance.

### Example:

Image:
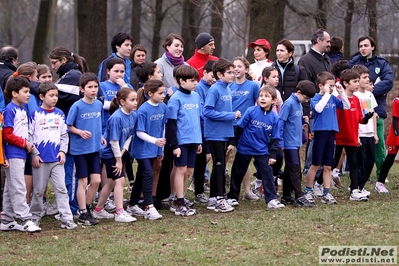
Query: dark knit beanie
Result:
<box><xmin>195</xmin><ymin>33</ymin><xmax>214</xmax><ymax>49</ymax></box>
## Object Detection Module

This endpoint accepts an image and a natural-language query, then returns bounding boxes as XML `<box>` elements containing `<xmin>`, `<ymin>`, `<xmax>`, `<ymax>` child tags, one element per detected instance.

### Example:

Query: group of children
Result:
<box><xmin>0</xmin><ymin>46</ymin><xmax>395</xmax><ymax>233</ymax></box>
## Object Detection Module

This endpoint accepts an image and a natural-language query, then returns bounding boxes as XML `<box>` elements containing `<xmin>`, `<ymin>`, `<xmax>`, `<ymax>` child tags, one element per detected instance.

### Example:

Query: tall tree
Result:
<box><xmin>367</xmin><ymin>0</ymin><xmax>378</xmax><ymax>52</ymax></box>
<box><xmin>77</xmin><ymin>0</ymin><xmax>107</xmax><ymax>72</ymax></box>
<box><xmin>151</xmin><ymin>0</ymin><xmax>164</xmax><ymax>61</ymax></box>
<box><xmin>344</xmin><ymin>0</ymin><xmax>354</xmax><ymax>59</ymax></box>
<box><xmin>248</xmin><ymin>0</ymin><xmax>286</xmax><ymax>62</ymax></box>
<box><xmin>32</xmin><ymin>0</ymin><xmax>54</xmax><ymax>63</ymax></box>
<box><xmin>181</xmin><ymin>0</ymin><xmax>203</xmax><ymax>59</ymax></box>
<box><xmin>210</xmin><ymin>0</ymin><xmax>224</xmax><ymax>57</ymax></box>
<box><xmin>131</xmin><ymin>0</ymin><xmax>141</xmax><ymax>44</ymax></box>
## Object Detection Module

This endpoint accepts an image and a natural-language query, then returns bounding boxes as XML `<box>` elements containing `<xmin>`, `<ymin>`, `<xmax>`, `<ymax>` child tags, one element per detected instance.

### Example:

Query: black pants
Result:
<box><xmin>193</xmin><ymin>137</ymin><xmax>207</xmax><ymax>195</ymax></box>
<box><xmin>228</xmin><ymin>152</ymin><xmax>277</xmax><ymax>203</ymax></box>
<box><xmin>378</xmin><ymin>147</ymin><xmax>398</xmax><ymax>183</ymax></box>
<box><xmin>122</xmin><ymin>152</ymin><xmax>134</xmax><ymax>183</ymax></box>
<box><xmin>208</xmin><ymin>141</ymin><xmax>228</xmax><ymax>198</ymax></box>
<box><xmin>129</xmin><ymin>158</ymin><xmax>155</xmax><ymax>206</ymax></box>
<box><xmin>357</xmin><ymin>137</ymin><xmax>375</xmax><ymax>189</ymax></box>
<box><xmin>282</xmin><ymin>149</ymin><xmax>304</xmax><ymax>199</ymax></box>
<box><xmin>334</xmin><ymin>145</ymin><xmax>358</xmax><ymax>191</ymax></box>
<box><xmin>156</xmin><ymin>144</ymin><xmax>173</xmax><ymax>201</ymax></box>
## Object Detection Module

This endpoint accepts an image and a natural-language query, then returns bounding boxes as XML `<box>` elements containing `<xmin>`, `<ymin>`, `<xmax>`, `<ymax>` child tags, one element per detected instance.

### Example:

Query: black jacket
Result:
<box><xmin>0</xmin><ymin>60</ymin><xmax>17</xmax><ymax>91</ymax></box>
<box><xmin>55</xmin><ymin>61</ymin><xmax>83</xmax><ymax>115</ymax></box>
<box><xmin>298</xmin><ymin>49</ymin><xmax>331</xmax><ymax>90</ymax></box>
<box><xmin>272</xmin><ymin>59</ymin><xmax>308</xmax><ymax>102</ymax></box>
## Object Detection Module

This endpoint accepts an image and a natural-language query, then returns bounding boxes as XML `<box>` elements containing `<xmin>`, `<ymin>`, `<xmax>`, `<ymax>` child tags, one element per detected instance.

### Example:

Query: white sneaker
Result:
<box><xmin>226</xmin><ymin>198</ymin><xmax>239</xmax><ymax>206</ymax></box>
<box><xmin>385</xmin><ymin>178</ymin><xmax>389</xmax><ymax>183</ymax></box>
<box><xmin>214</xmin><ymin>199</ymin><xmax>234</xmax><ymax>213</ymax></box>
<box><xmin>207</xmin><ymin>197</ymin><xmax>217</xmax><ymax>210</ymax></box>
<box><xmin>144</xmin><ymin>206</ymin><xmax>162</xmax><ymax>220</ymax></box>
<box><xmin>0</xmin><ymin>221</ymin><xmax>24</xmax><ymax>231</ymax></box>
<box><xmin>195</xmin><ymin>193</ymin><xmax>209</xmax><ymax>204</ymax></box>
<box><xmin>304</xmin><ymin>191</ymin><xmax>315</xmax><ymax>204</ymax></box>
<box><xmin>267</xmin><ymin>199</ymin><xmax>285</xmax><ymax>209</ymax></box>
<box><xmin>313</xmin><ymin>183</ymin><xmax>323</xmax><ymax>197</ymax></box>
<box><xmin>92</xmin><ymin>209</ymin><xmax>114</xmax><ymax>219</ymax></box>
<box><xmin>244</xmin><ymin>191</ymin><xmax>260</xmax><ymax>201</ymax></box>
<box><xmin>105</xmin><ymin>198</ymin><xmax>116</xmax><ymax>212</ymax></box>
<box><xmin>350</xmin><ymin>189</ymin><xmax>368</xmax><ymax>201</ymax></box>
<box><xmin>321</xmin><ymin>193</ymin><xmax>337</xmax><ymax>204</ymax></box>
<box><xmin>332</xmin><ymin>168</ymin><xmax>340</xmax><ymax>178</ymax></box>
<box><xmin>277</xmin><ymin>177</ymin><xmax>283</xmax><ymax>187</ymax></box>
<box><xmin>187</xmin><ymin>181</ymin><xmax>194</xmax><ymax>192</ymax></box>
<box><xmin>126</xmin><ymin>205</ymin><xmax>145</xmax><ymax>216</ymax></box>
<box><xmin>46</xmin><ymin>202</ymin><xmax>59</xmax><ymax>216</ymax></box>
<box><xmin>22</xmin><ymin>220</ymin><xmax>42</xmax><ymax>232</ymax></box>
<box><xmin>375</xmin><ymin>182</ymin><xmax>389</xmax><ymax>193</ymax></box>
<box><xmin>61</xmin><ymin>220</ymin><xmax>78</xmax><ymax>230</ymax></box>
<box><xmin>360</xmin><ymin>188</ymin><xmax>371</xmax><ymax>198</ymax></box>
<box><xmin>115</xmin><ymin>210</ymin><xmax>137</xmax><ymax>223</ymax></box>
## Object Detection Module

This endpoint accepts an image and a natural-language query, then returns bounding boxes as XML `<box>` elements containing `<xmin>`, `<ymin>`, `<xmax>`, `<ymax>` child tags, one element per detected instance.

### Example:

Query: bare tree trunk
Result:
<box><xmin>344</xmin><ymin>0</ymin><xmax>354</xmax><ymax>59</ymax></box>
<box><xmin>210</xmin><ymin>0</ymin><xmax>224</xmax><ymax>57</ymax></box>
<box><xmin>248</xmin><ymin>0</ymin><xmax>286</xmax><ymax>62</ymax></box>
<box><xmin>181</xmin><ymin>0</ymin><xmax>202</xmax><ymax>59</ymax></box>
<box><xmin>315</xmin><ymin>0</ymin><xmax>327</xmax><ymax>29</ymax></box>
<box><xmin>131</xmin><ymin>0</ymin><xmax>141</xmax><ymax>44</ymax></box>
<box><xmin>77</xmin><ymin>0</ymin><xmax>108</xmax><ymax>72</ymax></box>
<box><xmin>151</xmin><ymin>0</ymin><xmax>164</xmax><ymax>61</ymax></box>
<box><xmin>33</xmin><ymin>0</ymin><xmax>53</xmax><ymax>63</ymax></box>
<box><xmin>367</xmin><ymin>0</ymin><xmax>378</xmax><ymax>52</ymax></box>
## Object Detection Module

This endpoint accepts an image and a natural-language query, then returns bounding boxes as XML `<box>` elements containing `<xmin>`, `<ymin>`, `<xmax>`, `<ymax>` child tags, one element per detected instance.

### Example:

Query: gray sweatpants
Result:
<box><xmin>1</xmin><ymin>159</ymin><xmax>32</xmax><ymax>223</ymax></box>
<box><xmin>30</xmin><ymin>162</ymin><xmax>73</xmax><ymax>222</ymax></box>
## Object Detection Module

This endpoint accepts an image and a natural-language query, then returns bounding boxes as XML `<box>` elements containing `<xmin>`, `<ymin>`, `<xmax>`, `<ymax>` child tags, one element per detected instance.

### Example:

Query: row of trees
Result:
<box><xmin>1</xmin><ymin>0</ymin><xmax>398</xmax><ymax>74</ymax></box>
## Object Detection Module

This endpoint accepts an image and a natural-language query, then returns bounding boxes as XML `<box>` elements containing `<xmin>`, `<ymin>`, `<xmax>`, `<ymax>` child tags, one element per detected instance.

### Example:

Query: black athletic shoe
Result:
<box><xmin>280</xmin><ymin>196</ymin><xmax>296</xmax><ymax>205</ymax></box>
<box><xmin>78</xmin><ymin>211</ymin><xmax>99</xmax><ymax>226</ymax></box>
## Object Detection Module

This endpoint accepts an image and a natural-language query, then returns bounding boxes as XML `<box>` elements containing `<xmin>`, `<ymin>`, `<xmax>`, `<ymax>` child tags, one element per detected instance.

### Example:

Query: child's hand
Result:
<box><xmin>32</xmin><ymin>155</ymin><xmax>43</xmax><ymax>168</ymax></box>
<box><xmin>303</xmin><ymin>115</ymin><xmax>309</xmax><ymax>124</ymax></box>
<box><xmin>113</xmin><ymin>161</ymin><xmax>123</xmax><ymax>175</ymax></box>
<box><xmin>3</xmin><ymin>159</ymin><xmax>9</xmax><ymax>168</ymax></box>
<box><xmin>167</xmin><ymin>88</ymin><xmax>173</xmax><ymax>97</ymax></box>
<box><xmin>173</xmin><ymin>147</ymin><xmax>181</xmax><ymax>158</ymax></box>
<box><xmin>157</xmin><ymin>155</ymin><xmax>164</xmax><ymax>161</ymax></box>
<box><xmin>197</xmin><ymin>144</ymin><xmax>202</xmax><ymax>154</ymax></box>
<box><xmin>79</xmin><ymin>130</ymin><xmax>92</xmax><ymax>140</ymax></box>
<box><xmin>235</xmin><ymin>110</ymin><xmax>241</xmax><ymax>119</ymax></box>
<box><xmin>323</xmin><ymin>84</ymin><xmax>332</xmax><ymax>95</ymax></box>
<box><xmin>155</xmin><ymin>138</ymin><xmax>166</xmax><ymax>147</ymax></box>
<box><xmin>335</xmin><ymin>82</ymin><xmax>344</xmax><ymax>94</ymax></box>
<box><xmin>374</xmin><ymin>134</ymin><xmax>379</xmax><ymax>144</ymax></box>
<box><xmin>269</xmin><ymin>158</ymin><xmax>276</xmax><ymax>165</ymax></box>
<box><xmin>226</xmin><ymin>144</ymin><xmax>235</xmax><ymax>156</ymax></box>
<box><xmin>57</xmin><ymin>152</ymin><xmax>66</xmax><ymax>165</ymax></box>
<box><xmin>116</xmin><ymin>78</ymin><xmax>127</xmax><ymax>88</ymax></box>
<box><xmin>25</xmin><ymin>141</ymin><xmax>35</xmax><ymax>153</ymax></box>
<box><xmin>102</xmin><ymin>137</ymin><xmax>107</xmax><ymax>146</ymax></box>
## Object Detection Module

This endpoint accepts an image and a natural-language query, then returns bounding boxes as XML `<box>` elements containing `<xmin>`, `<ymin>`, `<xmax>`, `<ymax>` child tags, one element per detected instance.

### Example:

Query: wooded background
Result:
<box><xmin>1</xmin><ymin>0</ymin><xmax>398</xmax><ymax>74</ymax></box>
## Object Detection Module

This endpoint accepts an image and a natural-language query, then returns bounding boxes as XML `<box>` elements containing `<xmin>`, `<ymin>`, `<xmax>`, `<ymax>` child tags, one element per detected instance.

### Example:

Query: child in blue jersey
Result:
<box><xmin>127</xmin><ymin>79</ymin><xmax>167</xmax><ymax>220</ymax></box>
<box><xmin>93</xmin><ymin>88</ymin><xmax>138</xmax><ymax>223</ymax></box>
<box><xmin>191</xmin><ymin>60</ymin><xmax>216</xmax><ymax>202</ymax></box>
<box><xmin>166</xmin><ymin>65</ymin><xmax>201</xmax><ymax>216</ymax></box>
<box><xmin>29</xmin><ymin>82</ymin><xmax>77</xmax><ymax>229</ymax></box>
<box><xmin>229</xmin><ymin>56</ymin><xmax>260</xmax><ymax>202</ymax></box>
<box><xmin>100</xmin><ymin>58</ymin><xmax>133</xmax><ymax>134</ymax></box>
<box><xmin>204</xmin><ymin>58</ymin><xmax>241</xmax><ymax>213</ymax></box>
<box><xmin>228</xmin><ymin>85</ymin><xmax>284</xmax><ymax>209</ymax></box>
<box><xmin>304</xmin><ymin>71</ymin><xmax>350</xmax><ymax>204</ymax></box>
<box><xmin>66</xmin><ymin>72</ymin><xmax>106</xmax><ymax>226</ymax></box>
<box><xmin>279</xmin><ymin>80</ymin><xmax>316</xmax><ymax>207</ymax></box>
<box><xmin>0</xmin><ymin>76</ymin><xmax>41</xmax><ymax>233</ymax></box>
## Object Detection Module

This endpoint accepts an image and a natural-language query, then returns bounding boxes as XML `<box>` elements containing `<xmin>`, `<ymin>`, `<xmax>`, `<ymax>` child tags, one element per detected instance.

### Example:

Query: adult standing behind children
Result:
<box><xmin>248</xmin><ymin>38</ymin><xmax>273</xmax><ymax>84</ymax></box>
<box><xmin>49</xmin><ymin>46</ymin><xmax>84</xmax><ymax>217</ymax></box>
<box><xmin>272</xmin><ymin>39</ymin><xmax>308</xmax><ymax>102</ymax></box>
<box><xmin>130</xmin><ymin>44</ymin><xmax>147</xmax><ymax>90</ymax></box>
<box><xmin>349</xmin><ymin>36</ymin><xmax>394</xmax><ymax>182</ymax></box>
<box><xmin>298</xmin><ymin>28</ymin><xmax>332</xmax><ymax>174</ymax></box>
<box><xmin>155</xmin><ymin>33</ymin><xmax>187</xmax><ymax>89</ymax></box>
<box><xmin>98</xmin><ymin>32</ymin><xmax>133</xmax><ymax>84</ymax></box>
<box><xmin>0</xmin><ymin>46</ymin><xmax>18</xmax><ymax>93</ymax></box>
<box><xmin>187</xmin><ymin>33</ymin><xmax>218</xmax><ymax>81</ymax></box>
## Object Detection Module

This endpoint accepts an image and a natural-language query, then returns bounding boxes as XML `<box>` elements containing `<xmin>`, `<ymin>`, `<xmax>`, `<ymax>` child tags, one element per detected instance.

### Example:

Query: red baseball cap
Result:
<box><xmin>248</xmin><ymin>39</ymin><xmax>271</xmax><ymax>50</ymax></box>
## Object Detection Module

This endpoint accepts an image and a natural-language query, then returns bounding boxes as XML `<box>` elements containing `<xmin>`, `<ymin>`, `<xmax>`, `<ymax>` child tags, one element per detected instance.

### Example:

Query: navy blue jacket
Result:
<box><xmin>350</xmin><ymin>54</ymin><xmax>393</xmax><ymax>118</ymax></box>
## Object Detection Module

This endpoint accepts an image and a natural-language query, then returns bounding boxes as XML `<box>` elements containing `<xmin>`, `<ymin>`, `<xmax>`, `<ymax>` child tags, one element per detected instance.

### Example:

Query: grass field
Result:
<box><xmin>2</xmin><ymin>83</ymin><xmax>399</xmax><ymax>265</ymax></box>
<box><xmin>2</xmin><ymin>164</ymin><xmax>399</xmax><ymax>266</ymax></box>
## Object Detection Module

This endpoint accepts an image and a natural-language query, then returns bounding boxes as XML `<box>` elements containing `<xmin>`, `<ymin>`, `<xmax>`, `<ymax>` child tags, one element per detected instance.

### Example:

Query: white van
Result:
<box><xmin>291</xmin><ymin>40</ymin><xmax>311</xmax><ymax>63</ymax></box>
